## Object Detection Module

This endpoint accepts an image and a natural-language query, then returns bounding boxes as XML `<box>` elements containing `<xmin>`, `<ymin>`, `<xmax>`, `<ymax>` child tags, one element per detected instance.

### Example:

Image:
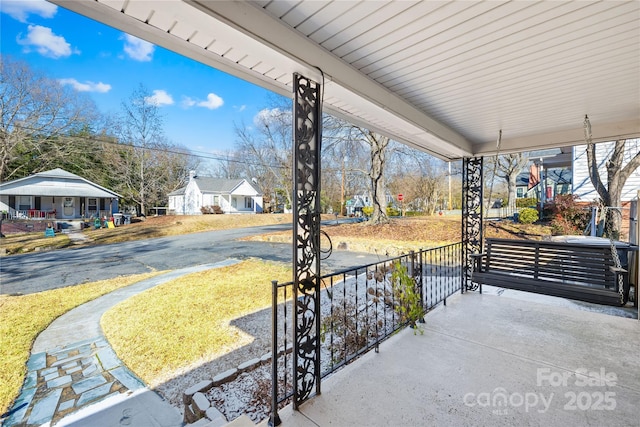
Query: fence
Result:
<box><xmin>4</xmin><ymin>208</ymin><xmax>56</xmax><ymax>220</ymax></box>
<box><xmin>269</xmin><ymin>242</ymin><xmax>463</xmax><ymax>424</ymax></box>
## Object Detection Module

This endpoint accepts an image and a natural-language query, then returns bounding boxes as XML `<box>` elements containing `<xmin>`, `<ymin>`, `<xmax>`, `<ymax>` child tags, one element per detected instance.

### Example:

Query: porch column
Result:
<box><xmin>292</xmin><ymin>73</ymin><xmax>322</xmax><ymax>408</ymax></box>
<box><xmin>462</xmin><ymin>157</ymin><xmax>483</xmax><ymax>291</ymax></box>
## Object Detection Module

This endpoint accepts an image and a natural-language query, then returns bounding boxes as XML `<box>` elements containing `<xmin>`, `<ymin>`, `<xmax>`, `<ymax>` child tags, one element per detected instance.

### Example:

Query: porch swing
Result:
<box><xmin>469</xmin><ymin>121</ymin><xmax>631</xmax><ymax>307</ymax></box>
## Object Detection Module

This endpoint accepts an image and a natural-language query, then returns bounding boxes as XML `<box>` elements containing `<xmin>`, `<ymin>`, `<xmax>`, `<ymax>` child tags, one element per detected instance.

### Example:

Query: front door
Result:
<box><xmin>63</xmin><ymin>197</ymin><xmax>75</xmax><ymax>218</ymax></box>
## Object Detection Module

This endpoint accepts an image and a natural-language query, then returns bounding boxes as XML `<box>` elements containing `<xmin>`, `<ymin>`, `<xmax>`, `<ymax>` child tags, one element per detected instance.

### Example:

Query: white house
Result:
<box><xmin>572</xmin><ymin>140</ymin><xmax>640</xmax><ymax>202</ymax></box>
<box><xmin>168</xmin><ymin>173</ymin><xmax>263</xmax><ymax>215</ymax></box>
<box><xmin>0</xmin><ymin>168</ymin><xmax>121</xmax><ymax>220</ymax></box>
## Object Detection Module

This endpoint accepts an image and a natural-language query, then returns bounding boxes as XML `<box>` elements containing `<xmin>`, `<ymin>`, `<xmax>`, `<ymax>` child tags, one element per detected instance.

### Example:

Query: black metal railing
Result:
<box><xmin>269</xmin><ymin>242</ymin><xmax>463</xmax><ymax>425</ymax></box>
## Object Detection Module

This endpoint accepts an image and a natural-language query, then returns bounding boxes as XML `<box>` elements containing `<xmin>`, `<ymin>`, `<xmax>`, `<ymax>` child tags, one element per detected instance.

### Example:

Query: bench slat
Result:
<box><xmin>471</xmin><ymin>238</ymin><xmax>627</xmax><ymax>306</ymax></box>
<box><xmin>472</xmin><ymin>271</ymin><xmax>623</xmax><ymax>306</ymax></box>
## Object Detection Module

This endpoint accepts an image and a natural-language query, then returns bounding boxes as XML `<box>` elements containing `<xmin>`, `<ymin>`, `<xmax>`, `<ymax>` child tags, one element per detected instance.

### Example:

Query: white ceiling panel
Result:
<box><xmin>307</xmin><ymin>1</ymin><xmax>390</xmax><ymax>46</ymax></box>
<box><xmin>50</xmin><ymin>0</ymin><xmax>640</xmax><ymax>160</ymax></box>
<box><xmin>295</xmin><ymin>1</ymin><xmax>357</xmax><ymax>37</ymax></box>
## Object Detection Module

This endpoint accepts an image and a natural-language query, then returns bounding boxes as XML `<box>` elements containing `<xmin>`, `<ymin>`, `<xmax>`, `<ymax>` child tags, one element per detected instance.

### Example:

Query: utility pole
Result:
<box><xmin>539</xmin><ymin>158</ymin><xmax>545</xmax><ymax>210</ymax></box>
<box><xmin>341</xmin><ymin>156</ymin><xmax>346</xmax><ymax>216</ymax></box>
<box><xmin>448</xmin><ymin>162</ymin><xmax>452</xmax><ymax>210</ymax></box>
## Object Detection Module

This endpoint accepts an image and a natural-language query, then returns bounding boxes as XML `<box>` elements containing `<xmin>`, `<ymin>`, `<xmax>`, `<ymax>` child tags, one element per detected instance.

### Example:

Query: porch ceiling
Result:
<box><xmin>50</xmin><ymin>0</ymin><xmax>640</xmax><ymax>161</ymax></box>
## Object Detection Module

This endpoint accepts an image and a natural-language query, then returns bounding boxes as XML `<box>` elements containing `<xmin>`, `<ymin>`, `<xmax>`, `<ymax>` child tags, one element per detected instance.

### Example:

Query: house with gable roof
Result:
<box><xmin>168</xmin><ymin>172</ymin><xmax>263</xmax><ymax>215</ymax></box>
<box><xmin>0</xmin><ymin>168</ymin><xmax>121</xmax><ymax>220</ymax></box>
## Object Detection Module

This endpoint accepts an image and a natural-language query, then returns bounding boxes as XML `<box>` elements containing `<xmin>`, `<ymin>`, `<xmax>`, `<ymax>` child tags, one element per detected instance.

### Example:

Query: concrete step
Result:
<box><xmin>225</xmin><ymin>414</ymin><xmax>255</xmax><ymax>427</ymax></box>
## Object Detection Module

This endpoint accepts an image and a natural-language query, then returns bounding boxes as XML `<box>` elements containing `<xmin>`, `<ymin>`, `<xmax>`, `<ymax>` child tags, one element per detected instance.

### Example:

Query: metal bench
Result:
<box><xmin>471</xmin><ymin>238</ymin><xmax>630</xmax><ymax>306</ymax></box>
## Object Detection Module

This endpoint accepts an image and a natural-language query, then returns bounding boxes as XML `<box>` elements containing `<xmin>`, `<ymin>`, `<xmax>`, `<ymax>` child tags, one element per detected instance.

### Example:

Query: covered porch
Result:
<box><xmin>0</xmin><ymin>169</ymin><xmax>121</xmax><ymax>223</ymax></box>
<box><xmin>273</xmin><ymin>289</ymin><xmax>639</xmax><ymax>426</ymax></box>
<box><xmin>44</xmin><ymin>1</ymin><xmax>640</xmax><ymax>425</ymax></box>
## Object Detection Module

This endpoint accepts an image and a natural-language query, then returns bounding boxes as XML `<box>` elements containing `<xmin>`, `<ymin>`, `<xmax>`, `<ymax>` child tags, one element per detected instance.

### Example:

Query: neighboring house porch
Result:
<box><xmin>168</xmin><ymin>173</ymin><xmax>263</xmax><ymax>215</ymax></box>
<box><xmin>0</xmin><ymin>169</ymin><xmax>121</xmax><ymax>221</ymax></box>
<box><xmin>516</xmin><ymin>168</ymin><xmax>573</xmax><ymax>201</ymax></box>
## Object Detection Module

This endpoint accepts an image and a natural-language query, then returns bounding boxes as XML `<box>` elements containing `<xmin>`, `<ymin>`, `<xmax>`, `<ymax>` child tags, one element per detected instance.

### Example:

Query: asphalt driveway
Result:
<box><xmin>1</xmin><ymin>222</ymin><xmax>381</xmax><ymax>295</ymax></box>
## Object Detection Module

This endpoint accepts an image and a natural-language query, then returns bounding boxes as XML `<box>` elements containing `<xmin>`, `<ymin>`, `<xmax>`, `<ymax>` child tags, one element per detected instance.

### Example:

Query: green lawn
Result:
<box><xmin>0</xmin><ymin>271</ymin><xmax>164</xmax><ymax>415</ymax></box>
<box><xmin>101</xmin><ymin>259</ymin><xmax>291</xmax><ymax>387</ymax></box>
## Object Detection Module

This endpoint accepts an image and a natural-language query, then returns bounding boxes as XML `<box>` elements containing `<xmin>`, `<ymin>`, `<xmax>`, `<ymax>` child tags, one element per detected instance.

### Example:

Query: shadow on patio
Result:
<box><xmin>272</xmin><ymin>289</ymin><xmax>639</xmax><ymax>427</ymax></box>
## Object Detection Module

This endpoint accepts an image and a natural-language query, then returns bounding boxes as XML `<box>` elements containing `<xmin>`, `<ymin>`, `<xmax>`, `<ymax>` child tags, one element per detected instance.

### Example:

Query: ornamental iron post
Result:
<box><xmin>269</xmin><ymin>280</ymin><xmax>281</xmax><ymax>426</ymax></box>
<box><xmin>462</xmin><ymin>157</ymin><xmax>483</xmax><ymax>291</ymax></box>
<box><xmin>292</xmin><ymin>73</ymin><xmax>322</xmax><ymax>408</ymax></box>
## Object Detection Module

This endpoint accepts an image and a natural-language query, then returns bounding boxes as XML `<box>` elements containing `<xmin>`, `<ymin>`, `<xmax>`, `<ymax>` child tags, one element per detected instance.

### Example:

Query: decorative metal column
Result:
<box><xmin>462</xmin><ymin>157</ymin><xmax>483</xmax><ymax>291</ymax></box>
<box><xmin>292</xmin><ymin>73</ymin><xmax>322</xmax><ymax>408</ymax></box>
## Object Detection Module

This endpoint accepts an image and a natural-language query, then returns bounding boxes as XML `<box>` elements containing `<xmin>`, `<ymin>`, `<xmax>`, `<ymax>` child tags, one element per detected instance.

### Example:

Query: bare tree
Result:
<box><xmin>114</xmin><ymin>84</ymin><xmax>166</xmax><ymax>215</ymax></box>
<box><xmin>364</xmin><ymin>130</ymin><xmax>391</xmax><ymax>223</ymax></box>
<box><xmin>234</xmin><ymin>101</ymin><xmax>293</xmax><ymax>211</ymax></box>
<box><xmin>0</xmin><ymin>55</ymin><xmax>97</xmax><ymax>181</ymax></box>
<box><xmin>388</xmin><ymin>153</ymin><xmax>448</xmax><ymax>215</ymax></box>
<box><xmin>208</xmin><ymin>150</ymin><xmax>244</xmax><ymax>179</ymax></box>
<box><xmin>489</xmin><ymin>153</ymin><xmax>529</xmax><ymax>210</ymax></box>
<box><xmin>585</xmin><ymin>136</ymin><xmax>640</xmax><ymax>237</ymax></box>
<box><xmin>323</xmin><ymin>116</ymin><xmax>392</xmax><ymax>224</ymax></box>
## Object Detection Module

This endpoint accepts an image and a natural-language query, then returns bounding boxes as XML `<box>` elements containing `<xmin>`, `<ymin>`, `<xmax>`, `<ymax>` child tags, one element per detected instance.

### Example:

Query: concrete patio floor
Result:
<box><xmin>273</xmin><ymin>289</ymin><xmax>640</xmax><ymax>427</ymax></box>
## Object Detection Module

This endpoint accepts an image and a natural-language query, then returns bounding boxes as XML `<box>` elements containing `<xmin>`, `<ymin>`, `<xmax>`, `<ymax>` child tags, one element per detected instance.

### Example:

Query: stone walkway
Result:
<box><xmin>4</xmin><ymin>337</ymin><xmax>144</xmax><ymax>426</ymax></box>
<box><xmin>3</xmin><ymin>260</ymin><xmax>240</xmax><ymax>427</ymax></box>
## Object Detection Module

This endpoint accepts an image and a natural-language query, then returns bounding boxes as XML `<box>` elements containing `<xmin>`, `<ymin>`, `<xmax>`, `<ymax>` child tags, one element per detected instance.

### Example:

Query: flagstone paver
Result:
<box><xmin>26</xmin><ymin>389</ymin><xmax>62</xmax><ymax>426</ymax></box>
<box><xmin>4</xmin><ymin>337</ymin><xmax>140</xmax><ymax>426</ymax></box>
<box><xmin>75</xmin><ymin>382</ymin><xmax>114</xmax><ymax>407</ymax></box>
<box><xmin>71</xmin><ymin>375</ymin><xmax>108</xmax><ymax>395</ymax></box>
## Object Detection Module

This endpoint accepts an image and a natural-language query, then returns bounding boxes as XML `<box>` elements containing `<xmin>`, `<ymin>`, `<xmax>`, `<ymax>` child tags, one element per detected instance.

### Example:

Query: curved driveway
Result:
<box><xmin>1</xmin><ymin>221</ymin><xmax>381</xmax><ymax>295</ymax></box>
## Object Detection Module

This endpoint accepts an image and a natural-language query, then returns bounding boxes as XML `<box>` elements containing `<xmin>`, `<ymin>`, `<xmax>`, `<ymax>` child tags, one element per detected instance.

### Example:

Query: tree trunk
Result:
<box><xmin>367</xmin><ymin>132</ymin><xmax>390</xmax><ymax>224</ymax></box>
<box><xmin>506</xmin><ymin>174</ymin><xmax>517</xmax><ymax>210</ymax></box>
<box><xmin>586</xmin><ymin>139</ymin><xmax>640</xmax><ymax>239</ymax></box>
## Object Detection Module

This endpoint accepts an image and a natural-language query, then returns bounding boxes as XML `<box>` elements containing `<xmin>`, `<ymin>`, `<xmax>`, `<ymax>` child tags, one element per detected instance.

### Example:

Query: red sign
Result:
<box><xmin>397</xmin><ymin>194</ymin><xmax>404</xmax><ymax>202</ymax></box>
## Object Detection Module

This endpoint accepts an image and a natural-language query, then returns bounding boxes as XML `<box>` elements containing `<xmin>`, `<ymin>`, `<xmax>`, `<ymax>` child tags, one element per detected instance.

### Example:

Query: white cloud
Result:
<box><xmin>17</xmin><ymin>25</ymin><xmax>78</xmax><ymax>58</ymax></box>
<box><xmin>122</xmin><ymin>34</ymin><xmax>154</xmax><ymax>61</ymax></box>
<box><xmin>235</xmin><ymin>105</ymin><xmax>247</xmax><ymax>112</ymax></box>
<box><xmin>197</xmin><ymin>93</ymin><xmax>224</xmax><ymax>110</ymax></box>
<box><xmin>145</xmin><ymin>90</ymin><xmax>174</xmax><ymax>106</ymax></box>
<box><xmin>58</xmin><ymin>78</ymin><xmax>111</xmax><ymax>93</ymax></box>
<box><xmin>1</xmin><ymin>0</ymin><xmax>57</xmax><ymax>23</ymax></box>
<box><xmin>182</xmin><ymin>93</ymin><xmax>224</xmax><ymax>110</ymax></box>
<box><xmin>254</xmin><ymin>108</ymin><xmax>289</xmax><ymax>126</ymax></box>
<box><xmin>181</xmin><ymin>97</ymin><xmax>197</xmax><ymax>108</ymax></box>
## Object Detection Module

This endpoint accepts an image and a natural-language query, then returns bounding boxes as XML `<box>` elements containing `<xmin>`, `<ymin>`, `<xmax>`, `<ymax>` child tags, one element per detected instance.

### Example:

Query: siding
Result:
<box><xmin>572</xmin><ymin>140</ymin><xmax>640</xmax><ymax>202</ymax></box>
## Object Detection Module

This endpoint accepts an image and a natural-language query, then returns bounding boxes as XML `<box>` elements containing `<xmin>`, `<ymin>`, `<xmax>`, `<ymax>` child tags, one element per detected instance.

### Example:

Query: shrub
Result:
<box><xmin>516</xmin><ymin>197</ymin><xmax>538</xmax><ymax>208</ymax></box>
<box><xmin>200</xmin><ymin>205</ymin><xmax>223</xmax><ymax>214</ymax></box>
<box><xmin>391</xmin><ymin>261</ymin><xmax>424</xmax><ymax>334</ymax></box>
<box><xmin>362</xmin><ymin>206</ymin><xmax>373</xmax><ymax>217</ymax></box>
<box><xmin>518</xmin><ymin>207</ymin><xmax>539</xmax><ymax>224</ymax></box>
<box><xmin>546</xmin><ymin>194</ymin><xmax>591</xmax><ymax>235</ymax></box>
<box><xmin>386</xmin><ymin>206</ymin><xmax>401</xmax><ymax>217</ymax></box>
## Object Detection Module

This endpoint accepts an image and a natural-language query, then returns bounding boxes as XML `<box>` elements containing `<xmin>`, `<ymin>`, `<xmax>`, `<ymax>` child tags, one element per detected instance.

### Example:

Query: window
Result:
<box><xmin>213</xmin><ymin>195</ymin><xmax>219</xmax><ymax>205</ymax></box>
<box><xmin>245</xmin><ymin>197</ymin><xmax>253</xmax><ymax>209</ymax></box>
<box><xmin>517</xmin><ymin>188</ymin><xmax>524</xmax><ymax>198</ymax></box>
<box><xmin>88</xmin><ymin>198</ymin><xmax>97</xmax><ymax>211</ymax></box>
<box><xmin>18</xmin><ymin>196</ymin><xmax>31</xmax><ymax>210</ymax></box>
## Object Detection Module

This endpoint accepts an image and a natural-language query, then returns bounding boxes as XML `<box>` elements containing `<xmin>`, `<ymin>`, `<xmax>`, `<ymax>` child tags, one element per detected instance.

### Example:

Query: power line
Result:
<box><xmin>8</xmin><ymin>124</ymin><xmax>289</xmax><ymax>170</ymax></box>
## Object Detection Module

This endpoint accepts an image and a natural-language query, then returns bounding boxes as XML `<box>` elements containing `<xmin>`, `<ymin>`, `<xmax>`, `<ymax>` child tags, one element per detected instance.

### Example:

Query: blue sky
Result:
<box><xmin>0</xmin><ymin>0</ymin><xmax>277</xmax><ymax>155</ymax></box>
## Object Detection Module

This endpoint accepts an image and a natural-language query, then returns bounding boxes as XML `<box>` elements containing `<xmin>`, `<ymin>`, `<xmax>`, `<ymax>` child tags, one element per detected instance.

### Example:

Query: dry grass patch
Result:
<box><xmin>84</xmin><ymin>214</ymin><xmax>294</xmax><ymax>245</ymax></box>
<box><xmin>244</xmin><ymin>215</ymin><xmax>556</xmax><ymax>255</ymax></box>
<box><xmin>244</xmin><ymin>216</ymin><xmax>462</xmax><ymax>255</ymax></box>
<box><xmin>0</xmin><ymin>271</ymin><xmax>164</xmax><ymax>415</ymax></box>
<box><xmin>0</xmin><ymin>233</ymin><xmax>71</xmax><ymax>256</ymax></box>
<box><xmin>101</xmin><ymin>259</ymin><xmax>291</xmax><ymax>387</ymax></box>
